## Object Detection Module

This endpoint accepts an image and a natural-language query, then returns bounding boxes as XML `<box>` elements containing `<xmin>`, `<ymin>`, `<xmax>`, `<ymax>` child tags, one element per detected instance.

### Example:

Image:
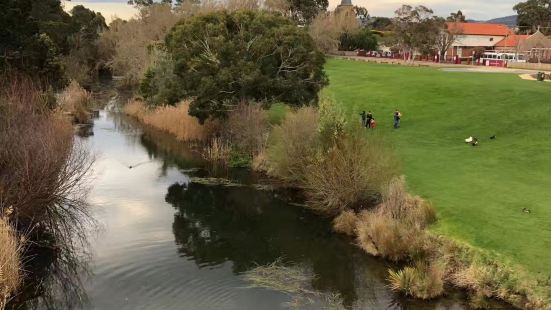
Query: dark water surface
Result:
<box><xmin>15</xmin><ymin>92</ymin><xmax>511</xmax><ymax>309</ymax></box>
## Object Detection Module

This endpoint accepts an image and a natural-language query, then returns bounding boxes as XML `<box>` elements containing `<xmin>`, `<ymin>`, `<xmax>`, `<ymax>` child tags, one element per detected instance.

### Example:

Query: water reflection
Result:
<box><xmin>8</xmin><ymin>236</ymin><xmax>91</xmax><ymax>310</ymax></box>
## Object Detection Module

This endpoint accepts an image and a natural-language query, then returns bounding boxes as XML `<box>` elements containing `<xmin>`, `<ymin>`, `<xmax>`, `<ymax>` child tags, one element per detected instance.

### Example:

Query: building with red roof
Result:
<box><xmin>444</xmin><ymin>22</ymin><xmax>514</xmax><ymax>60</ymax></box>
<box><xmin>495</xmin><ymin>35</ymin><xmax>530</xmax><ymax>50</ymax></box>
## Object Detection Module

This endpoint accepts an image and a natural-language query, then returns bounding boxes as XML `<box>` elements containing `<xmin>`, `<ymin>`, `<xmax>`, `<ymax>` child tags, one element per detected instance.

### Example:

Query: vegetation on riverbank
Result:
<box><xmin>0</xmin><ymin>75</ymin><xmax>93</xmax><ymax>308</ymax></box>
<box><xmin>109</xmin><ymin>2</ymin><xmax>550</xmax><ymax>309</ymax></box>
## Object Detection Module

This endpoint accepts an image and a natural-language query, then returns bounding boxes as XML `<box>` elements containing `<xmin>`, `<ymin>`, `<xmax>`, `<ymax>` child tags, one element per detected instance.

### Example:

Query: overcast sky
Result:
<box><xmin>62</xmin><ymin>0</ymin><xmax>520</xmax><ymax>21</ymax></box>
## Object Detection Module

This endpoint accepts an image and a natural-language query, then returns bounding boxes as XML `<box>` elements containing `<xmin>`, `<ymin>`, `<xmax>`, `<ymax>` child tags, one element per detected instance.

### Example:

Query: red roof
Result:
<box><xmin>446</xmin><ymin>22</ymin><xmax>513</xmax><ymax>36</ymax></box>
<box><xmin>495</xmin><ymin>35</ymin><xmax>530</xmax><ymax>47</ymax></box>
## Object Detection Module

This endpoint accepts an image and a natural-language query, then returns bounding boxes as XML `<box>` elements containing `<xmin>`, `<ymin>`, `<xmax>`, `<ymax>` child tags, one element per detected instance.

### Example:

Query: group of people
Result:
<box><xmin>360</xmin><ymin>109</ymin><xmax>402</xmax><ymax>129</ymax></box>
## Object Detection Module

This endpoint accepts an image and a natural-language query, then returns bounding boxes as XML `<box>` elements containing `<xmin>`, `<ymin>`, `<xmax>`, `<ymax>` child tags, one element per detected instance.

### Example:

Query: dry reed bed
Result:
<box><xmin>124</xmin><ymin>100</ymin><xmax>214</xmax><ymax>142</ymax></box>
<box><xmin>0</xmin><ymin>217</ymin><xmax>21</xmax><ymax>309</ymax></box>
<box><xmin>57</xmin><ymin>81</ymin><xmax>94</xmax><ymax>124</ymax></box>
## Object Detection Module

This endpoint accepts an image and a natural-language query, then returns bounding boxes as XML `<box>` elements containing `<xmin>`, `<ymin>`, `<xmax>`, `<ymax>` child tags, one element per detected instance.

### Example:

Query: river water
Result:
<box><xmin>13</xmin><ymin>91</ymin><xmax>509</xmax><ymax>309</ymax></box>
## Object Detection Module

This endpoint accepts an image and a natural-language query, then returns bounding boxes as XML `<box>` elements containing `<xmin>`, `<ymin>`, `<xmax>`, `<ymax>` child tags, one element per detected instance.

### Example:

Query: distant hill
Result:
<box><xmin>486</xmin><ymin>15</ymin><xmax>517</xmax><ymax>27</ymax></box>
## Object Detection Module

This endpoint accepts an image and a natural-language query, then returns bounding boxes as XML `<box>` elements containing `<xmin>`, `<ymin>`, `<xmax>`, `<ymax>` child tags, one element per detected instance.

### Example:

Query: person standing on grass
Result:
<box><xmin>366</xmin><ymin>111</ymin><xmax>374</xmax><ymax>128</ymax></box>
<box><xmin>393</xmin><ymin>109</ymin><xmax>401</xmax><ymax>129</ymax></box>
<box><xmin>360</xmin><ymin>111</ymin><xmax>367</xmax><ymax>127</ymax></box>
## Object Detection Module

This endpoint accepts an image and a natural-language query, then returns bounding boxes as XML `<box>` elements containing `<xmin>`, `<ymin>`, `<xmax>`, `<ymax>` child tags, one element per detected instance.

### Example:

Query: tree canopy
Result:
<box><xmin>288</xmin><ymin>0</ymin><xmax>329</xmax><ymax>24</ymax></box>
<box><xmin>392</xmin><ymin>5</ymin><xmax>442</xmax><ymax>58</ymax></box>
<box><xmin>144</xmin><ymin>10</ymin><xmax>327</xmax><ymax>121</ymax></box>
<box><xmin>447</xmin><ymin>10</ymin><xmax>466</xmax><ymax>22</ymax></box>
<box><xmin>514</xmin><ymin>0</ymin><xmax>551</xmax><ymax>34</ymax></box>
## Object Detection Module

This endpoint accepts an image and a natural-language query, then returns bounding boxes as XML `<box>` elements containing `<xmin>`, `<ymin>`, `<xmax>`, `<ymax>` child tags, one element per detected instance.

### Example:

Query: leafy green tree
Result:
<box><xmin>393</xmin><ymin>5</ymin><xmax>441</xmax><ymax>59</ymax></box>
<box><xmin>0</xmin><ymin>0</ymin><xmax>66</xmax><ymax>87</ymax></box>
<box><xmin>514</xmin><ymin>0</ymin><xmax>551</xmax><ymax>34</ymax></box>
<box><xmin>30</xmin><ymin>0</ymin><xmax>75</xmax><ymax>54</ymax></box>
<box><xmin>159</xmin><ymin>10</ymin><xmax>327</xmax><ymax>121</ymax></box>
<box><xmin>447</xmin><ymin>10</ymin><xmax>466</xmax><ymax>22</ymax></box>
<box><xmin>339</xmin><ymin>29</ymin><xmax>378</xmax><ymax>51</ymax></box>
<box><xmin>288</xmin><ymin>0</ymin><xmax>329</xmax><ymax>24</ymax></box>
<box><xmin>369</xmin><ymin>17</ymin><xmax>393</xmax><ymax>30</ymax></box>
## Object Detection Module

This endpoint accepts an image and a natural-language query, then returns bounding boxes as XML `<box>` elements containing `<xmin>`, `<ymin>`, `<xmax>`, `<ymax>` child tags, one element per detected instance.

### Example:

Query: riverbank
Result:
<box><xmin>122</xmin><ymin>93</ymin><xmax>549</xmax><ymax>308</ymax></box>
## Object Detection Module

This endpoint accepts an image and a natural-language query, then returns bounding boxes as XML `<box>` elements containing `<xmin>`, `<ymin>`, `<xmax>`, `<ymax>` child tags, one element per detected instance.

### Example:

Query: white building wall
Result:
<box><xmin>452</xmin><ymin>35</ymin><xmax>506</xmax><ymax>48</ymax></box>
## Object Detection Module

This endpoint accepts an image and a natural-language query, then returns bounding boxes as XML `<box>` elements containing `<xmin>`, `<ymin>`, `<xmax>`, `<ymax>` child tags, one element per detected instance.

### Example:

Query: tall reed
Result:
<box><xmin>0</xmin><ymin>217</ymin><xmax>21</xmax><ymax>309</ymax></box>
<box><xmin>124</xmin><ymin>100</ymin><xmax>215</xmax><ymax>142</ymax></box>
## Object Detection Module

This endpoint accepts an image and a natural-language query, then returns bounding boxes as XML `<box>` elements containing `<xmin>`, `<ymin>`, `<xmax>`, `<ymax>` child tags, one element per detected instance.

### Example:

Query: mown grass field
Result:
<box><xmin>324</xmin><ymin>58</ymin><xmax>551</xmax><ymax>276</ymax></box>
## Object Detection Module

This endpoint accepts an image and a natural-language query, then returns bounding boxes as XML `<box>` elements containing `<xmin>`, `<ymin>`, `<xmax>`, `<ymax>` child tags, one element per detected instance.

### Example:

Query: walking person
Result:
<box><xmin>366</xmin><ymin>111</ymin><xmax>374</xmax><ymax>128</ymax></box>
<box><xmin>393</xmin><ymin>109</ymin><xmax>401</xmax><ymax>129</ymax></box>
<box><xmin>359</xmin><ymin>111</ymin><xmax>367</xmax><ymax>127</ymax></box>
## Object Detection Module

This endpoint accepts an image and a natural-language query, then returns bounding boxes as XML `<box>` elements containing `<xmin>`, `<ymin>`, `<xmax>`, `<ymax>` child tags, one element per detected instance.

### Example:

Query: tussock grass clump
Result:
<box><xmin>124</xmin><ymin>100</ymin><xmax>215</xmax><ymax>142</ymax></box>
<box><xmin>356</xmin><ymin>211</ymin><xmax>425</xmax><ymax>261</ymax></box>
<box><xmin>332</xmin><ymin>210</ymin><xmax>358</xmax><ymax>236</ymax></box>
<box><xmin>266</xmin><ymin>107</ymin><xmax>320</xmax><ymax>183</ymax></box>
<box><xmin>0</xmin><ymin>217</ymin><xmax>21</xmax><ymax>309</ymax></box>
<box><xmin>355</xmin><ymin>177</ymin><xmax>435</xmax><ymax>261</ymax></box>
<box><xmin>388</xmin><ymin>260</ymin><xmax>446</xmax><ymax>300</ymax></box>
<box><xmin>58</xmin><ymin>81</ymin><xmax>93</xmax><ymax>124</ymax></box>
<box><xmin>305</xmin><ymin>131</ymin><xmax>399</xmax><ymax>214</ymax></box>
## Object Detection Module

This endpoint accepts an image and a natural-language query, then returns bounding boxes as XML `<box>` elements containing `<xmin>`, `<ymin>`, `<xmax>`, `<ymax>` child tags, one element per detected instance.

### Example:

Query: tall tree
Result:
<box><xmin>0</xmin><ymin>0</ymin><xmax>65</xmax><ymax>87</ymax></box>
<box><xmin>369</xmin><ymin>17</ymin><xmax>393</xmax><ymax>30</ymax></box>
<box><xmin>392</xmin><ymin>5</ymin><xmax>441</xmax><ymax>60</ymax></box>
<box><xmin>354</xmin><ymin>6</ymin><xmax>370</xmax><ymax>27</ymax></box>
<box><xmin>288</xmin><ymin>0</ymin><xmax>328</xmax><ymax>24</ymax></box>
<box><xmin>447</xmin><ymin>10</ymin><xmax>466</xmax><ymax>22</ymax></box>
<box><xmin>436</xmin><ymin>20</ymin><xmax>463</xmax><ymax>60</ymax></box>
<box><xmin>514</xmin><ymin>0</ymin><xmax>551</xmax><ymax>34</ymax></box>
<box><xmin>158</xmin><ymin>10</ymin><xmax>328</xmax><ymax>121</ymax></box>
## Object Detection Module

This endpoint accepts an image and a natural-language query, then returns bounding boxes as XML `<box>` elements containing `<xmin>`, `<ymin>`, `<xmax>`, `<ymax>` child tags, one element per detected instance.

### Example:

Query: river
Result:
<box><xmin>12</xmin><ymin>89</ymin><xmax>510</xmax><ymax>310</ymax></box>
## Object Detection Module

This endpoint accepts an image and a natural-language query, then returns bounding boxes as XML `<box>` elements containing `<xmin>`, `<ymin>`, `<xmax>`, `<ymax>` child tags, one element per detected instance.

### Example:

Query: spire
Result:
<box><xmin>340</xmin><ymin>0</ymin><xmax>352</xmax><ymax>5</ymax></box>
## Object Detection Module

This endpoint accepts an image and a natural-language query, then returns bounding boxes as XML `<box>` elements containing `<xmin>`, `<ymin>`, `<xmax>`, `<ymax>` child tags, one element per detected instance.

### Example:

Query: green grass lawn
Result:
<box><xmin>324</xmin><ymin>58</ymin><xmax>551</xmax><ymax>276</ymax></box>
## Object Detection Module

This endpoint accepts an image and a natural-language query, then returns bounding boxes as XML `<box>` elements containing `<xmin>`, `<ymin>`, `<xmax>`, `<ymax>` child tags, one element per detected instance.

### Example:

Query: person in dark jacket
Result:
<box><xmin>360</xmin><ymin>111</ymin><xmax>367</xmax><ymax>127</ymax></box>
<box><xmin>393</xmin><ymin>109</ymin><xmax>401</xmax><ymax>129</ymax></box>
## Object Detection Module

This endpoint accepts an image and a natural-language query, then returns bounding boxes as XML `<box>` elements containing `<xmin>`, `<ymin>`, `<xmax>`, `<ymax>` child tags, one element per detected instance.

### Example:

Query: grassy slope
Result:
<box><xmin>324</xmin><ymin>58</ymin><xmax>551</xmax><ymax>276</ymax></box>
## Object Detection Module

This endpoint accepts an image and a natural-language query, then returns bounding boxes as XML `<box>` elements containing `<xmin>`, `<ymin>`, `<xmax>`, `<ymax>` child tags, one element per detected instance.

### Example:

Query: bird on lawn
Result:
<box><xmin>522</xmin><ymin>208</ymin><xmax>532</xmax><ymax>214</ymax></box>
<box><xmin>490</xmin><ymin>135</ymin><xmax>496</xmax><ymax>140</ymax></box>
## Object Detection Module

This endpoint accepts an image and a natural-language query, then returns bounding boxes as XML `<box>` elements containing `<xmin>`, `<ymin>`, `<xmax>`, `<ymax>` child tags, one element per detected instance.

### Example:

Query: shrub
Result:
<box><xmin>378</xmin><ymin>177</ymin><xmax>436</xmax><ymax>229</ymax></box>
<box><xmin>57</xmin><ymin>80</ymin><xmax>93</xmax><ymax>124</ymax></box>
<box><xmin>356</xmin><ymin>210</ymin><xmax>425</xmax><ymax>261</ymax></box>
<box><xmin>165</xmin><ymin>10</ymin><xmax>327</xmax><ymax>121</ymax></box>
<box><xmin>332</xmin><ymin>210</ymin><xmax>358</xmax><ymax>236</ymax></box>
<box><xmin>0</xmin><ymin>74</ymin><xmax>93</xmax><ymax>260</ymax></box>
<box><xmin>388</xmin><ymin>260</ymin><xmax>446</xmax><ymax>300</ymax></box>
<box><xmin>0</xmin><ymin>217</ymin><xmax>21</xmax><ymax>309</ymax></box>
<box><xmin>124</xmin><ymin>100</ymin><xmax>216</xmax><ymax>142</ymax></box>
<box><xmin>224</xmin><ymin>103</ymin><xmax>270</xmax><ymax>158</ymax></box>
<box><xmin>305</xmin><ymin>131</ymin><xmax>399</xmax><ymax>214</ymax></box>
<box><xmin>265</xmin><ymin>107</ymin><xmax>320</xmax><ymax>184</ymax></box>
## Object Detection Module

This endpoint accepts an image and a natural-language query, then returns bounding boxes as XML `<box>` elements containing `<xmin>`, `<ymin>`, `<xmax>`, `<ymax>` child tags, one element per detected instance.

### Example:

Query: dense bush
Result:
<box><xmin>305</xmin><ymin>131</ymin><xmax>399</xmax><ymax>214</ymax></box>
<box><xmin>0</xmin><ymin>75</ymin><xmax>93</xmax><ymax>260</ymax></box>
<box><xmin>265</xmin><ymin>107</ymin><xmax>320</xmax><ymax>183</ymax></box>
<box><xmin>339</xmin><ymin>28</ymin><xmax>378</xmax><ymax>51</ymax></box>
<box><xmin>164</xmin><ymin>10</ymin><xmax>327</xmax><ymax>121</ymax></box>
